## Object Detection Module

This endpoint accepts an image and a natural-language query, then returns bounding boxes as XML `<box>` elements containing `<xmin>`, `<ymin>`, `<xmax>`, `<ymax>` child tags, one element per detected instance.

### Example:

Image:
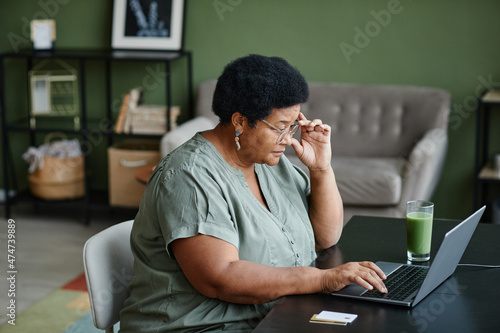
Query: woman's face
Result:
<box><xmin>239</xmin><ymin>104</ymin><xmax>300</xmax><ymax>166</ymax></box>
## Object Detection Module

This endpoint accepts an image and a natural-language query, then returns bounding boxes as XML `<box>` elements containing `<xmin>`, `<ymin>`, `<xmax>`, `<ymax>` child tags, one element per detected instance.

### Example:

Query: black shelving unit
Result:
<box><xmin>473</xmin><ymin>90</ymin><xmax>500</xmax><ymax>222</ymax></box>
<box><xmin>0</xmin><ymin>48</ymin><xmax>193</xmax><ymax>225</ymax></box>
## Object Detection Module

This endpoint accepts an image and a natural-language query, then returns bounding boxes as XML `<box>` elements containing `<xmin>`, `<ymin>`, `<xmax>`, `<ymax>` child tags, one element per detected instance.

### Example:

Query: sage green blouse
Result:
<box><xmin>119</xmin><ymin>133</ymin><xmax>316</xmax><ymax>332</ymax></box>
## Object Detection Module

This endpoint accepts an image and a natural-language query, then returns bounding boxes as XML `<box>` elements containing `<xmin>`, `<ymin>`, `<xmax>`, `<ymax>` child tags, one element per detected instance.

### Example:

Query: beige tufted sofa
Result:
<box><xmin>161</xmin><ymin>80</ymin><xmax>451</xmax><ymax>223</ymax></box>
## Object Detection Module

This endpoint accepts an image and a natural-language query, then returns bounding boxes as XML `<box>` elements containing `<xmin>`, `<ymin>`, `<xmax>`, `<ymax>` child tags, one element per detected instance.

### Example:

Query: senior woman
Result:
<box><xmin>119</xmin><ymin>54</ymin><xmax>387</xmax><ymax>332</ymax></box>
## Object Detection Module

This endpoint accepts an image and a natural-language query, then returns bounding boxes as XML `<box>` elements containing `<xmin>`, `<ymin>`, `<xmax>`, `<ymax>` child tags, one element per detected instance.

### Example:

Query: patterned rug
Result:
<box><xmin>0</xmin><ymin>273</ymin><xmax>119</xmax><ymax>333</ymax></box>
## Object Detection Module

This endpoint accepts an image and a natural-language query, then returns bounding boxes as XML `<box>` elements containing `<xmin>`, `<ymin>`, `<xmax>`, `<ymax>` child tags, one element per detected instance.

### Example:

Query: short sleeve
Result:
<box><xmin>154</xmin><ymin>165</ymin><xmax>240</xmax><ymax>259</ymax></box>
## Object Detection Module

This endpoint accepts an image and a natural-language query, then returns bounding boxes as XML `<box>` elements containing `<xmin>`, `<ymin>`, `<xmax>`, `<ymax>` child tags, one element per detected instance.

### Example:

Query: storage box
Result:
<box><xmin>108</xmin><ymin>139</ymin><xmax>161</xmax><ymax>208</ymax></box>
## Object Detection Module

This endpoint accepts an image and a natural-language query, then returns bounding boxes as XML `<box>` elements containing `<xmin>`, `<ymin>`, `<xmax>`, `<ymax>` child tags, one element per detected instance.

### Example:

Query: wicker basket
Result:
<box><xmin>27</xmin><ymin>133</ymin><xmax>85</xmax><ymax>200</ymax></box>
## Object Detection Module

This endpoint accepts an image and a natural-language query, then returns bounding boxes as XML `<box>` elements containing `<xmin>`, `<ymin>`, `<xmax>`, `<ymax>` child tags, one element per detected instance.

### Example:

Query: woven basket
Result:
<box><xmin>28</xmin><ymin>133</ymin><xmax>85</xmax><ymax>200</ymax></box>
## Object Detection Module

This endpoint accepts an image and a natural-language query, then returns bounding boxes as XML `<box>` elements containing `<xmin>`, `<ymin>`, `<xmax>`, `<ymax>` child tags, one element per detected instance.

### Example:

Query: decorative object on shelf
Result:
<box><xmin>115</xmin><ymin>87</ymin><xmax>144</xmax><ymax>133</ymax></box>
<box><xmin>123</xmin><ymin>87</ymin><xmax>144</xmax><ymax>133</ymax></box>
<box><xmin>111</xmin><ymin>0</ymin><xmax>185</xmax><ymax>51</ymax></box>
<box><xmin>29</xmin><ymin>59</ymin><xmax>80</xmax><ymax>130</ymax></box>
<box><xmin>22</xmin><ymin>132</ymin><xmax>84</xmax><ymax>201</ymax></box>
<box><xmin>31</xmin><ymin>19</ymin><xmax>56</xmax><ymax>50</ymax></box>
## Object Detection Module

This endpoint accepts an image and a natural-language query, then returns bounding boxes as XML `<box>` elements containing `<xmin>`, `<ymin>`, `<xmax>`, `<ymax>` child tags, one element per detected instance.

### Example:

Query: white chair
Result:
<box><xmin>83</xmin><ymin>220</ymin><xmax>134</xmax><ymax>333</ymax></box>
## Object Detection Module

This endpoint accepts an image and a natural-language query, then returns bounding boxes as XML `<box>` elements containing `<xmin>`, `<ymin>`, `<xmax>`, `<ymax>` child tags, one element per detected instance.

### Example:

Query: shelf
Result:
<box><xmin>6</xmin><ymin>117</ymin><xmax>80</xmax><ymax>133</ymax></box>
<box><xmin>7</xmin><ymin>189</ymin><xmax>138</xmax><ymax>222</ymax></box>
<box><xmin>2</xmin><ymin>48</ymin><xmax>189</xmax><ymax>62</ymax></box>
<box><xmin>478</xmin><ymin>164</ymin><xmax>500</xmax><ymax>181</ymax></box>
<box><xmin>9</xmin><ymin>188</ymin><xmax>140</xmax><ymax>210</ymax></box>
<box><xmin>9</xmin><ymin>189</ymin><xmax>84</xmax><ymax>205</ymax></box>
<box><xmin>1</xmin><ymin>48</ymin><xmax>193</xmax><ymax>225</ymax></box>
<box><xmin>474</xmin><ymin>89</ymin><xmax>500</xmax><ymax>221</ymax></box>
<box><xmin>5</xmin><ymin>117</ymin><xmax>165</xmax><ymax>139</ymax></box>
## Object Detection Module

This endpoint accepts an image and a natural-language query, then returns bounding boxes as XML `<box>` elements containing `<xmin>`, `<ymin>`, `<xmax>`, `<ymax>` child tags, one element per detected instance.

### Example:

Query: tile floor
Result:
<box><xmin>0</xmin><ymin>203</ymin><xmax>137</xmax><ymax>326</ymax></box>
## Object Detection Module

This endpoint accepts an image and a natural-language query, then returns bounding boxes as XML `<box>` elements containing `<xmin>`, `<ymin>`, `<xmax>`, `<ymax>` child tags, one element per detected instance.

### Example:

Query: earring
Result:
<box><xmin>235</xmin><ymin>129</ymin><xmax>241</xmax><ymax>151</ymax></box>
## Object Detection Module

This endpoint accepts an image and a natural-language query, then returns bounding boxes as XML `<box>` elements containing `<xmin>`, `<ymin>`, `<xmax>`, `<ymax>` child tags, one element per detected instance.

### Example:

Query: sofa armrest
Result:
<box><xmin>160</xmin><ymin>116</ymin><xmax>216</xmax><ymax>156</ymax></box>
<box><xmin>398</xmin><ymin>128</ymin><xmax>448</xmax><ymax>208</ymax></box>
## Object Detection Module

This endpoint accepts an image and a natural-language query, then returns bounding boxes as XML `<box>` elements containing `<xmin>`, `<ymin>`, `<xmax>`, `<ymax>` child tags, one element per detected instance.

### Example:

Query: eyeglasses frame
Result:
<box><xmin>260</xmin><ymin>119</ymin><xmax>300</xmax><ymax>144</ymax></box>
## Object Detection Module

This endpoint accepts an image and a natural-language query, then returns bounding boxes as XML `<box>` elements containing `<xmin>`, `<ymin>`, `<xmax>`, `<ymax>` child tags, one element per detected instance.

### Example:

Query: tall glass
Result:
<box><xmin>406</xmin><ymin>200</ymin><xmax>434</xmax><ymax>262</ymax></box>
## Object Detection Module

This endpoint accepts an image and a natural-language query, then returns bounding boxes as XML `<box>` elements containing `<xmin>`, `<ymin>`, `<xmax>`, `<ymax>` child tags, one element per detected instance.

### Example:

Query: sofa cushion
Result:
<box><xmin>333</xmin><ymin>156</ymin><xmax>403</xmax><ymax>206</ymax></box>
<box><xmin>285</xmin><ymin>155</ymin><xmax>403</xmax><ymax>206</ymax></box>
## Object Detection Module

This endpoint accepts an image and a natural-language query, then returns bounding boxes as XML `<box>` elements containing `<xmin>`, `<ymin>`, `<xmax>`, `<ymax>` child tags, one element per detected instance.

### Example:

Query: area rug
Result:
<box><xmin>0</xmin><ymin>273</ymin><xmax>119</xmax><ymax>333</ymax></box>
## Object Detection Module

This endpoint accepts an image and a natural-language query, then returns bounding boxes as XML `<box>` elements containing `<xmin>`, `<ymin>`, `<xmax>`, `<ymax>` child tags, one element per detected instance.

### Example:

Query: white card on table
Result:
<box><xmin>315</xmin><ymin>310</ymin><xmax>357</xmax><ymax>323</ymax></box>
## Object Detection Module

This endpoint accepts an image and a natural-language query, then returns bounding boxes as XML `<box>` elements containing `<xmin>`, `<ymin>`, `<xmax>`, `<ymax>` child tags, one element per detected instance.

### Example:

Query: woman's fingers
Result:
<box><xmin>360</xmin><ymin>261</ymin><xmax>387</xmax><ymax>280</ymax></box>
<box><xmin>298</xmin><ymin>113</ymin><xmax>327</xmax><ymax>134</ymax></box>
<box><xmin>293</xmin><ymin>112</ymin><xmax>332</xmax><ymax>170</ymax></box>
<box><xmin>356</xmin><ymin>262</ymin><xmax>387</xmax><ymax>293</ymax></box>
<box><xmin>325</xmin><ymin>262</ymin><xmax>387</xmax><ymax>293</ymax></box>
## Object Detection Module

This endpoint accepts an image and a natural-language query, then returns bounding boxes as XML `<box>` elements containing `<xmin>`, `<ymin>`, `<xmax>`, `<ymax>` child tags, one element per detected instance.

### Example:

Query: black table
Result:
<box><xmin>253</xmin><ymin>215</ymin><xmax>500</xmax><ymax>333</ymax></box>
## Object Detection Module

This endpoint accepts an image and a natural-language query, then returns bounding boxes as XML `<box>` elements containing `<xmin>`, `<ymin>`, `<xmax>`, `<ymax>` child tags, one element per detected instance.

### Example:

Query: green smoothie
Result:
<box><xmin>406</xmin><ymin>212</ymin><xmax>433</xmax><ymax>255</ymax></box>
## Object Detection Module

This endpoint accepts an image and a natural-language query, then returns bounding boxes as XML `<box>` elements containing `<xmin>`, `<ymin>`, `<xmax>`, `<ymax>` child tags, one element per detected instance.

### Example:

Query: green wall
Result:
<box><xmin>1</xmin><ymin>0</ymin><xmax>500</xmax><ymax>220</ymax></box>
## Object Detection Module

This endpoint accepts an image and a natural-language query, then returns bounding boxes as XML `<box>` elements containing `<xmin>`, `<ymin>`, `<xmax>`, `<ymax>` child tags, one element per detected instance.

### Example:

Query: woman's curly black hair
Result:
<box><xmin>212</xmin><ymin>54</ymin><xmax>309</xmax><ymax>127</ymax></box>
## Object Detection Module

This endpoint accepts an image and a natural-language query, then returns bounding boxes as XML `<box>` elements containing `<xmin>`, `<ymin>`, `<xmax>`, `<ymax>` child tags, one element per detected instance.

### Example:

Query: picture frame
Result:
<box><xmin>31</xmin><ymin>20</ymin><xmax>56</xmax><ymax>50</ymax></box>
<box><xmin>111</xmin><ymin>0</ymin><xmax>185</xmax><ymax>51</ymax></box>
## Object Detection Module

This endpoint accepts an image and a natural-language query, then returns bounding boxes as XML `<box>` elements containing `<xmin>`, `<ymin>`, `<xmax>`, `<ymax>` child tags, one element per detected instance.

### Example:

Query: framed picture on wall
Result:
<box><xmin>111</xmin><ymin>0</ymin><xmax>185</xmax><ymax>51</ymax></box>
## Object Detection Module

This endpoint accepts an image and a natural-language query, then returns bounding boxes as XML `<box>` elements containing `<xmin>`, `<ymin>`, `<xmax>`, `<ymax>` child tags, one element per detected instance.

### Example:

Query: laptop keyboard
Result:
<box><xmin>362</xmin><ymin>265</ymin><xmax>429</xmax><ymax>301</ymax></box>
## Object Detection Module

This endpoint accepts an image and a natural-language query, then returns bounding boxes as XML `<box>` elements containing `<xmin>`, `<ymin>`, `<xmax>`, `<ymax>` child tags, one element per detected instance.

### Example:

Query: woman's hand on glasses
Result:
<box><xmin>291</xmin><ymin>112</ymin><xmax>332</xmax><ymax>172</ymax></box>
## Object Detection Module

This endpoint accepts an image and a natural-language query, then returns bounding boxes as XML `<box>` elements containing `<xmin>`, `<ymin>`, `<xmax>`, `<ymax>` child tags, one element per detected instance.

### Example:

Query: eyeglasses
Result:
<box><xmin>260</xmin><ymin>119</ymin><xmax>300</xmax><ymax>144</ymax></box>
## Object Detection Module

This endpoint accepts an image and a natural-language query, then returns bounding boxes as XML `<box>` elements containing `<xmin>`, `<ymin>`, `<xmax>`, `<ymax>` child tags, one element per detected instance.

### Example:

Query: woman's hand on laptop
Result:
<box><xmin>322</xmin><ymin>261</ymin><xmax>388</xmax><ymax>293</ymax></box>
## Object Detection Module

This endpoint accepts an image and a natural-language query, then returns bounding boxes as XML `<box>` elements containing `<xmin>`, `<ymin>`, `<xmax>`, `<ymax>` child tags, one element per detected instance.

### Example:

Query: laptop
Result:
<box><xmin>331</xmin><ymin>206</ymin><xmax>486</xmax><ymax>307</ymax></box>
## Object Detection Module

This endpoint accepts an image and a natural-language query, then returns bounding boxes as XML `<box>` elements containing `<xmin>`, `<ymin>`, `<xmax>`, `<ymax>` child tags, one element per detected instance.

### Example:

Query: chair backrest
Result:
<box><xmin>195</xmin><ymin>79</ymin><xmax>219</xmax><ymax>122</ymax></box>
<box><xmin>83</xmin><ymin>220</ymin><xmax>134</xmax><ymax>332</ymax></box>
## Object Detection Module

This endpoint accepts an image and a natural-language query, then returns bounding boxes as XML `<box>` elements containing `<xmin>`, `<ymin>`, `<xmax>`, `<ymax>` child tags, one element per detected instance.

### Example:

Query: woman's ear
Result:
<box><xmin>231</xmin><ymin>112</ymin><xmax>246</xmax><ymax>133</ymax></box>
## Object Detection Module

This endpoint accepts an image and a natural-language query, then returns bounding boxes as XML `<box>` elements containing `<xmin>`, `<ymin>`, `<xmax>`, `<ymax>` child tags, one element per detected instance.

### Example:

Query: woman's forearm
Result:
<box><xmin>308</xmin><ymin>166</ymin><xmax>344</xmax><ymax>250</ymax></box>
<box><xmin>192</xmin><ymin>258</ymin><xmax>386</xmax><ymax>304</ymax></box>
<box><xmin>172</xmin><ymin>235</ymin><xmax>328</xmax><ymax>304</ymax></box>
<box><xmin>172</xmin><ymin>235</ymin><xmax>387</xmax><ymax>305</ymax></box>
<box><xmin>205</xmin><ymin>260</ymin><xmax>326</xmax><ymax>304</ymax></box>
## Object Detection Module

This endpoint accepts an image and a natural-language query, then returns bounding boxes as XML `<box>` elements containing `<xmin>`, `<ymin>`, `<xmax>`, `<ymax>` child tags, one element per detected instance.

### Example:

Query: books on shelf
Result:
<box><xmin>129</xmin><ymin>105</ymin><xmax>180</xmax><ymax>135</ymax></box>
<box><xmin>114</xmin><ymin>93</ymin><xmax>130</xmax><ymax>133</ymax></box>
<box><xmin>122</xmin><ymin>88</ymin><xmax>144</xmax><ymax>134</ymax></box>
<box><xmin>114</xmin><ymin>87</ymin><xmax>180</xmax><ymax>135</ymax></box>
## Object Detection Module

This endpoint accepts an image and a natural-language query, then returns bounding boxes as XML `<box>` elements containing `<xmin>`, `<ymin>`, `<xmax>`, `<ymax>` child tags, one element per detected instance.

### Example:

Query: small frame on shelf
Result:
<box><xmin>29</xmin><ymin>59</ymin><xmax>80</xmax><ymax>130</ymax></box>
<box><xmin>30</xmin><ymin>20</ymin><xmax>56</xmax><ymax>50</ymax></box>
<box><xmin>111</xmin><ymin>0</ymin><xmax>185</xmax><ymax>51</ymax></box>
